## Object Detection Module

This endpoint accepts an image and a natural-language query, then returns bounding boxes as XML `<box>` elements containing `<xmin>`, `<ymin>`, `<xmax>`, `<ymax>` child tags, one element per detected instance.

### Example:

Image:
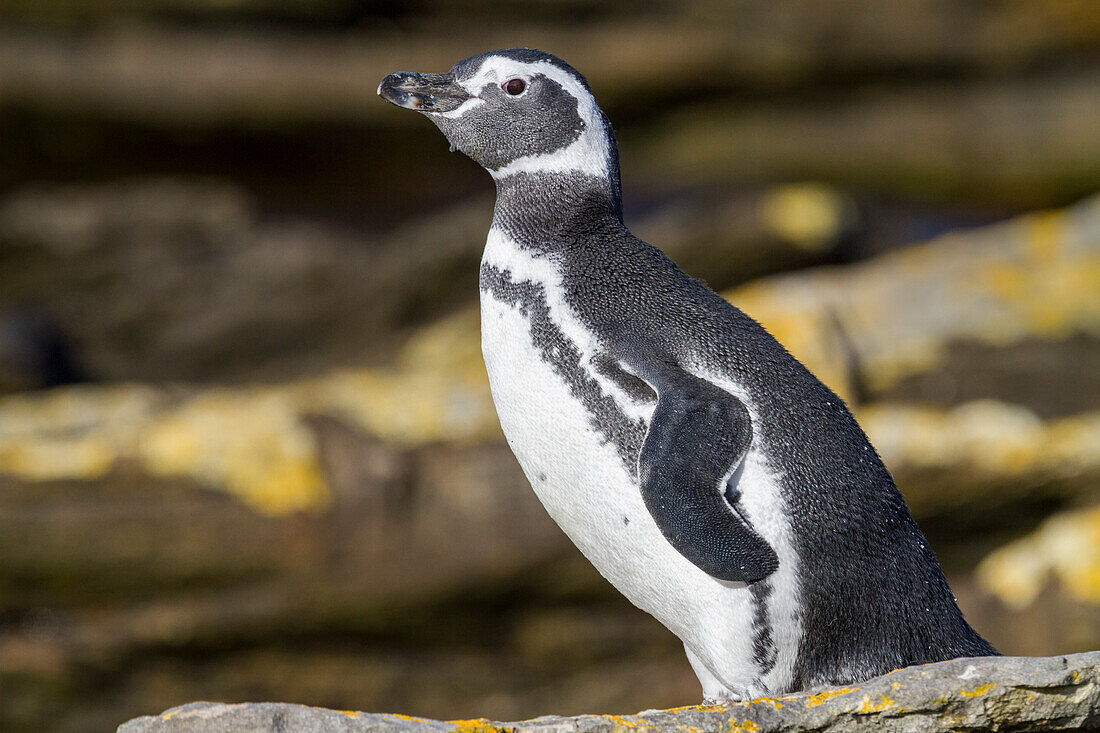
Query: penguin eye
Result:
<box><xmin>502</xmin><ymin>78</ymin><xmax>526</xmax><ymax>96</ymax></box>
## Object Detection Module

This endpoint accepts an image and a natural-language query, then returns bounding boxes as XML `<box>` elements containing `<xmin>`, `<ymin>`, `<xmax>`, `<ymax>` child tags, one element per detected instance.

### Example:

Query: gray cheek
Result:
<box><xmin>427</xmin><ymin>114</ymin><xmax>491</xmax><ymax>166</ymax></box>
<box><xmin>428</xmin><ymin>81</ymin><xmax>586</xmax><ymax>171</ymax></box>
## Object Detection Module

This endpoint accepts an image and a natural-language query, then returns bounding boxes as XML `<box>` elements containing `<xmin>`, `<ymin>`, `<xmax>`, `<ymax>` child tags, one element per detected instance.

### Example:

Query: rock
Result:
<box><xmin>0</xmin><ymin>311</ymin><xmax>86</xmax><ymax>393</ymax></box>
<box><xmin>725</xmin><ymin>193</ymin><xmax>1100</xmax><ymax>407</ymax></box>
<box><xmin>0</xmin><ymin>179</ymin><xmax>489</xmax><ymax>385</ymax></box>
<box><xmin>2</xmin><ymin>190</ymin><xmax>1097</xmax><ymax>733</ymax></box>
<box><xmin>1</xmin><ymin>361</ymin><xmax>1096</xmax><ymax>518</ymax></box>
<box><xmin>632</xmin><ymin>184</ymin><xmax>857</xmax><ymax>294</ymax></box>
<box><xmin>855</xmin><ymin>402</ymin><xmax>1100</xmax><ymax>518</ymax></box>
<box><xmin>1</xmin><ymin>195</ymin><xmax>1097</xmax><ymax>515</ymax></box>
<box><xmin>116</xmin><ymin>652</ymin><xmax>1100</xmax><ymax>732</ymax></box>
<box><xmin>966</xmin><ymin>503</ymin><xmax>1100</xmax><ymax>656</ymax></box>
<box><xmin>0</xmin><ymin>179</ymin><xmax>853</xmax><ymax>388</ymax></box>
<box><xmin>3</xmin><ymin>3</ymin><xmax>1097</xmax><ymax>124</ymax></box>
<box><xmin>2</xmin><ymin>5</ymin><xmax>1098</xmax><ymax>211</ymax></box>
<box><xmin>631</xmin><ymin>69</ymin><xmax>1100</xmax><ymax>207</ymax></box>
<box><xmin>978</xmin><ymin>504</ymin><xmax>1100</xmax><ymax>610</ymax></box>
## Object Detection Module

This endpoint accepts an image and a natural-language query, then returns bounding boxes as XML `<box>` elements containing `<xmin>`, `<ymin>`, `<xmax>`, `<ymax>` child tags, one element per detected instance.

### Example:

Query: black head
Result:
<box><xmin>379</xmin><ymin>48</ymin><xmax>620</xmax><ymax>194</ymax></box>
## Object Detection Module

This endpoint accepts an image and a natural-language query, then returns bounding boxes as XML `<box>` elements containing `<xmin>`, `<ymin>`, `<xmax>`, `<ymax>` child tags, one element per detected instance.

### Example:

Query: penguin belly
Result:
<box><xmin>479</xmin><ymin>284</ymin><xmax>795</xmax><ymax>697</ymax></box>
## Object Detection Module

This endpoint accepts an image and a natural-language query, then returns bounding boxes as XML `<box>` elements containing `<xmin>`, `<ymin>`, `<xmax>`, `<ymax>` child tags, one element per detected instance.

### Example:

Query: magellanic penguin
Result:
<box><xmin>378</xmin><ymin>49</ymin><xmax>996</xmax><ymax>702</ymax></box>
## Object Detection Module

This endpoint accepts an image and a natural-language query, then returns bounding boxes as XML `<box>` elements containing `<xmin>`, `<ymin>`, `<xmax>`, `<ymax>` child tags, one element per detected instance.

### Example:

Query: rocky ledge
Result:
<box><xmin>119</xmin><ymin>652</ymin><xmax>1099</xmax><ymax>732</ymax></box>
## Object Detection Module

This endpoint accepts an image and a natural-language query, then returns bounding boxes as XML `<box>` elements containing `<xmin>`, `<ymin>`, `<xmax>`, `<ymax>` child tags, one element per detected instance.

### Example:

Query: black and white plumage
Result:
<box><xmin>379</xmin><ymin>48</ymin><xmax>995</xmax><ymax>701</ymax></box>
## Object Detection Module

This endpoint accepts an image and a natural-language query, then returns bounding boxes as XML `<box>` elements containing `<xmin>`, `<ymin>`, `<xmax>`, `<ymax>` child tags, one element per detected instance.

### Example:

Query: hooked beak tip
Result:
<box><xmin>378</xmin><ymin>73</ymin><xmax>412</xmax><ymax>109</ymax></box>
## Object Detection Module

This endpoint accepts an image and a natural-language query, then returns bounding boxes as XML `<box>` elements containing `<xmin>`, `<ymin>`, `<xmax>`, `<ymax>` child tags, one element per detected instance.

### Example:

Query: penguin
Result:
<box><xmin>378</xmin><ymin>48</ymin><xmax>996</xmax><ymax>702</ymax></box>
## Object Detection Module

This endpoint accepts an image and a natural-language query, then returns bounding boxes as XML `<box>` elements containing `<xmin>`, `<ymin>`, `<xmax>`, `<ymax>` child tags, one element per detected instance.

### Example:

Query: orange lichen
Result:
<box><xmin>804</xmin><ymin>687</ymin><xmax>857</xmax><ymax>707</ymax></box>
<box><xmin>449</xmin><ymin>718</ymin><xmax>505</xmax><ymax>733</ymax></box>
<box><xmin>728</xmin><ymin>721</ymin><xmax>760</xmax><ymax>733</ymax></box>
<box><xmin>311</xmin><ymin>706</ymin><xmax>362</xmax><ymax>718</ymax></box>
<box><xmin>856</xmin><ymin>695</ymin><xmax>893</xmax><ymax>713</ymax></box>
<box><xmin>960</xmin><ymin>683</ymin><xmax>996</xmax><ymax>698</ymax></box>
<box><xmin>977</xmin><ymin>504</ymin><xmax>1100</xmax><ymax>609</ymax></box>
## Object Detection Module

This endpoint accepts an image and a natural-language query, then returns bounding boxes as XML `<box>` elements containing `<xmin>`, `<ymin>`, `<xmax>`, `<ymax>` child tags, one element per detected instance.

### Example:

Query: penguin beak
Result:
<box><xmin>378</xmin><ymin>72</ymin><xmax>471</xmax><ymax>113</ymax></box>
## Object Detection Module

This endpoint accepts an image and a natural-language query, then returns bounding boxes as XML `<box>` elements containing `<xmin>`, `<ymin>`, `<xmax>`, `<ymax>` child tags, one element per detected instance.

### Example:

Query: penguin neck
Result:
<box><xmin>491</xmin><ymin>171</ymin><xmax>626</xmax><ymax>254</ymax></box>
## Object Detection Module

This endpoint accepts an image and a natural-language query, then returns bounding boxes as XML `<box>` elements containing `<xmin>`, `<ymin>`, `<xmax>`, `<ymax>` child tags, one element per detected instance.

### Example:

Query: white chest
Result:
<box><xmin>478</xmin><ymin>276</ymin><xmax>654</xmax><ymax>573</ymax></box>
<box><xmin>477</xmin><ymin>228</ymin><xmax>803</xmax><ymax>696</ymax></box>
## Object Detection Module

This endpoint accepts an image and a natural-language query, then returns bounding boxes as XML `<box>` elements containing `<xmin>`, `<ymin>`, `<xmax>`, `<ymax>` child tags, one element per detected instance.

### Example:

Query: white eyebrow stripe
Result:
<box><xmin>457</xmin><ymin>56</ymin><xmax>610</xmax><ymax>180</ymax></box>
<box><xmin>456</xmin><ymin>55</ymin><xmax>510</xmax><ymax>94</ymax></box>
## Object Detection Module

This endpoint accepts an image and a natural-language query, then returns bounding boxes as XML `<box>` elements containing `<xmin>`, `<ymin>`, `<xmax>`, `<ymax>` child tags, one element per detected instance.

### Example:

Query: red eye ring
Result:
<box><xmin>502</xmin><ymin>78</ymin><xmax>526</xmax><ymax>96</ymax></box>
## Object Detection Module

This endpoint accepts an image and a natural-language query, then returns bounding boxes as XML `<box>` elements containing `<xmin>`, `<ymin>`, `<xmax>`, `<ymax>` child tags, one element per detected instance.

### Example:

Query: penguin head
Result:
<box><xmin>379</xmin><ymin>49</ymin><xmax>620</xmax><ymax>193</ymax></box>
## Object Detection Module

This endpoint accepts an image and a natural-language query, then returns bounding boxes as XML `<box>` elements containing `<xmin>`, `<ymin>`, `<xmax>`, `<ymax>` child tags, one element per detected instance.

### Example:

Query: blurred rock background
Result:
<box><xmin>0</xmin><ymin>1</ymin><xmax>1097</xmax><ymax>731</ymax></box>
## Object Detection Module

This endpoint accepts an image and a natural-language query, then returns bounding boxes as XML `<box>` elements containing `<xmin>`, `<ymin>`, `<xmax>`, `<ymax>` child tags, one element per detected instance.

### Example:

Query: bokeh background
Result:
<box><xmin>1</xmin><ymin>2</ymin><xmax>1098</xmax><ymax>731</ymax></box>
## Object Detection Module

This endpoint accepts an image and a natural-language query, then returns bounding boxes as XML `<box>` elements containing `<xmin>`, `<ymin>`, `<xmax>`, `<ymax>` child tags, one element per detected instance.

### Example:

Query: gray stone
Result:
<box><xmin>118</xmin><ymin>652</ymin><xmax>1100</xmax><ymax>732</ymax></box>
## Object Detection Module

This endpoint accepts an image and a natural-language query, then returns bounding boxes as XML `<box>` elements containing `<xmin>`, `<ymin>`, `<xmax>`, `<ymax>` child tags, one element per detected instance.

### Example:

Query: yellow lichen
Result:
<box><xmin>312</xmin><ymin>706</ymin><xmax>361</xmax><ymax>718</ymax></box>
<box><xmin>0</xmin><ymin>310</ymin><xmax>498</xmax><ymax>515</ymax></box>
<box><xmin>856</xmin><ymin>695</ymin><xmax>893</xmax><ymax>713</ymax></box>
<box><xmin>1027</xmin><ymin>210</ymin><xmax>1065</xmax><ymax>265</ymax></box>
<box><xmin>726</xmin><ymin>194</ymin><xmax>1100</xmax><ymax>395</ymax></box>
<box><xmin>0</xmin><ymin>383</ymin><xmax>163</xmax><ymax>480</ymax></box>
<box><xmin>449</xmin><ymin>718</ymin><xmax>503</xmax><ymax>733</ymax></box>
<box><xmin>728</xmin><ymin>721</ymin><xmax>760</xmax><ymax>733</ymax></box>
<box><xmin>0</xmin><ymin>434</ymin><xmax>115</xmax><ymax>480</ymax></box>
<box><xmin>139</xmin><ymin>387</ymin><xmax>329</xmax><ymax>514</ymax></box>
<box><xmin>977</xmin><ymin>505</ymin><xmax>1100</xmax><ymax>608</ymax></box>
<box><xmin>959</xmin><ymin>683</ymin><xmax>996</xmax><ymax>698</ymax></box>
<box><xmin>856</xmin><ymin>403</ymin><xmax>1100</xmax><ymax>499</ymax></box>
<box><xmin>757</xmin><ymin>183</ymin><xmax>854</xmax><ymax>252</ymax></box>
<box><xmin>804</xmin><ymin>686</ymin><xmax>857</xmax><ymax>707</ymax></box>
<box><xmin>0</xmin><ymin>197</ymin><xmax>1097</xmax><ymax>517</ymax></box>
<box><xmin>0</xmin><ymin>370</ymin><xmax>1094</xmax><ymax>520</ymax></box>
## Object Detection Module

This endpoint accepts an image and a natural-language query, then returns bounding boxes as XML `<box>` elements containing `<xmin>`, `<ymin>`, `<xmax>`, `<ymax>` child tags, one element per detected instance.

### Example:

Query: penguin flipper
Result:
<box><xmin>637</xmin><ymin>373</ymin><xmax>779</xmax><ymax>583</ymax></box>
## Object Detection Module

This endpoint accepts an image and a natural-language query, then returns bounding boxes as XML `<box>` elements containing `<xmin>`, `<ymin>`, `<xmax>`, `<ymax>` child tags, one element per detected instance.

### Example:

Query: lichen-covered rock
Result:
<box><xmin>856</xmin><ymin>402</ymin><xmax>1100</xmax><ymax>516</ymax></box>
<box><xmin>726</xmin><ymin>194</ymin><xmax>1100</xmax><ymax>404</ymax></box>
<box><xmin>116</xmin><ymin>652</ymin><xmax>1100</xmax><ymax>732</ymax></box>
<box><xmin>978</xmin><ymin>504</ymin><xmax>1100</xmax><ymax>609</ymax></box>
<box><xmin>0</xmin><ymin>378</ymin><xmax>1095</xmax><ymax>516</ymax></box>
<box><xmin>0</xmin><ymin>196</ymin><xmax>1097</xmax><ymax>514</ymax></box>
